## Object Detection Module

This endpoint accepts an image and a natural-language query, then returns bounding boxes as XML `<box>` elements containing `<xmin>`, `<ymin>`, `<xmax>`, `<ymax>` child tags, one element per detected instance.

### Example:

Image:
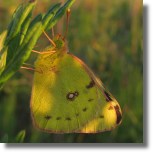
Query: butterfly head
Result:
<box><xmin>52</xmin><ymin>33</ymin><xmax>68</xmax><ymax>53</ymax></box>
<box><xmin>53</xmin><ymin>34</ymin><xmax>65</xmax><ymax>49</ymax></box>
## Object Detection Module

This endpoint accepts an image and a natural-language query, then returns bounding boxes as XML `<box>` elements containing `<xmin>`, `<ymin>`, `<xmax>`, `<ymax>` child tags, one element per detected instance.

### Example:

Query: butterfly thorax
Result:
<box><xmin>34</xmin><ymin>35</ymin><xmax>68</xmax><ymax>72</ymax></box>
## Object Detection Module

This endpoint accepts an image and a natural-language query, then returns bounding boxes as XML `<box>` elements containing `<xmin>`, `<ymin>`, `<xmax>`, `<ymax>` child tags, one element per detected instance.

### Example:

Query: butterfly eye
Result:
<box><xmin>55</xmin><ymin>40</ymin><xmax>65</xmax><ymax>48</ymax></box>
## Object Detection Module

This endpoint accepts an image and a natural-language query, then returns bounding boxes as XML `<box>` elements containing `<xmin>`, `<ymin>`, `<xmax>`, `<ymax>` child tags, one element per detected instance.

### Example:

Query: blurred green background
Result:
<box><xmin>0</xmin><ymin>0</ymin><xmax>143</xmax><ymax>143</ymax></box>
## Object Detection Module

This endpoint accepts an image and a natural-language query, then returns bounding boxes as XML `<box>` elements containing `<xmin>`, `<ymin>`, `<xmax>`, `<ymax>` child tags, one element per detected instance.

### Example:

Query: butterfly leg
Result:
<box><xmin>31</xmin><ymin>43</ymin><xmax>56</xmax><ymax>54</ymax></box>
<box><xmin>20</xmin><ymin>66</ymin><xmax>43</xmax><ymax>74</ymax></box>
<box><xmin>33</xmin><ymin>44</ymin><xmax>45</xmax><ymax>50</ymax></box>
<box><xmin>32</xmin><ymin>49</ymin><xmax>56</xmax><ymax>54</ymax></box>
<box><xmin>23</xmin><ymin>63</ymin><xmax>35</xmax><ymax>67</ymax></box>
<box><xmin>32</xmin><ymin>43</ymin><xmax>44</xmax><ymax>53</ymax></box>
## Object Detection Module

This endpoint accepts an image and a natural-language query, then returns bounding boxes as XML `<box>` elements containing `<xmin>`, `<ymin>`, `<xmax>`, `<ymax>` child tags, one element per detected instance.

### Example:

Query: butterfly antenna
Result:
<box><xmin>41</xmin><ymin>28</ymin><xmax>56</xmax><ymax>47</ymax></box>
<box><xmin>63</xmin><ymin>9</ymin><xmax>70</xmax><ymax>40</ymax></box>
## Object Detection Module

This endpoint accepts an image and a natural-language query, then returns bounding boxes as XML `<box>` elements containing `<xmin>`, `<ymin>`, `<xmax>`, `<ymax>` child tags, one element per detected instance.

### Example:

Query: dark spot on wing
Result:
<box><xmin>66</xmin><ymin>91</ymin><xmax>79</xmax><ymax>101</ymax></box>
<box><xmin>88</xmin><ymin>98</ymin><xmax>93</xmax><ymax>102</ymax></box>
<box><xmin>56</xmin><ymin>117</ymin><xmax>61</xmax><ymax>120</ymax></box>
<box><xmin>65</xmin><ymin>117</ymin><xmax>71</xmax><ymax>121</ymax></box>
<box><xmin>99</xmin><ymin>115</ymin><xmax>104</xmax><ymax>118</ymax></box>
<box><xmin>83</xmin><ymin>108</ymin><xmax>87</xmax><ymax>112</ymax></box>
<box><xmin>108</xmin><ymin>106</ymin><xmax>113</xmax><ymax>110</ymax></box>
<box><xmin>76</xmin><ymin>113</ymin><xmax>79</xmax><ymax>117</ymax></box>
<box><xmin>75</xmin><ymin>92</ymin><xmax>79</xmax><ymax>96</ymax></box>
<box><xmin>86</xmin><ymin>79</ymin><xmax>95</xmax><ymax>89</ymax></box>
<box><xmin>104</xmin><ymin>90</ymin><xmax>113</xmax><ymax>102</ymax></box>
<box><xmin>45</xmin><ymin>115</ymin><xmax>51</xmax><ymax>120</ymax></box>
<box><xmin>114</xmin><ymin>105</ymin><xmax>122</xmax><ymax>124</ymax></box>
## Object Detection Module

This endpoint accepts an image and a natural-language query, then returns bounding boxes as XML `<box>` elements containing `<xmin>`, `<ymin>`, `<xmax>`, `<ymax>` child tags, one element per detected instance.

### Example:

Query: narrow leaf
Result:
<box><xmin>20</xmin><ymin>11</ymin><xmax>33</xmax><ymax>44</ymax></box>
<box><xmin>5</xmin><ymin>0</ymin><xmax>38</xmax><ymax>46</ymax></box>
<box><xmin>0</xmin><ymin>30</ymin><xmax>8</xmax><ymax>74</ymax></box>
<box><xmin>29</xmin><ymin>13</ymin><xmax>45</xmax><ymax>29</ymax></box>
<box><xmin>45</xmin><ymin>0</ymin><xmax>75</xmax><ymax>31</ymax></box>
<box><xmin>13</xmin><ymin>130</ymin><xmax>26</xmax><ymax>143</ymax></box>
<box><xmin>0</xmin><ymin>22</ymin><xmax>42</xmax><ymax>85</ymax></box>
<box><xmin>6</xmin><ymin>10</ymin><xmax>33</xmax><ymax>65</ymax></box>
<box><xmin>7</xmin><ymin>4</ymin><xmax>23</xmax><ymax>37</ymax></box>
<box><xmin>42</xmin><ymin>3</ymin><xmax>61</xmax><ymax>30</ymax></box>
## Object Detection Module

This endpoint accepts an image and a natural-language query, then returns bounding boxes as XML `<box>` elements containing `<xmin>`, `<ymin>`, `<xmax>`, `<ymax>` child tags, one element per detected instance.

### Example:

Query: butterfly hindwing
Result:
<box><xmin>68</xmin><ymin>53</ymin><xmax>122</xmax><ymax>133</ymax></box>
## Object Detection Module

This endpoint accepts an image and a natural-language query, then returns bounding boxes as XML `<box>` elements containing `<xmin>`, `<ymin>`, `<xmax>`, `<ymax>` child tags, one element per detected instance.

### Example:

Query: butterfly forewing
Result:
<box><xmin>31</xmin><ymin>52</ymin><xmax>100</xmax><ymax>133</ymax></box>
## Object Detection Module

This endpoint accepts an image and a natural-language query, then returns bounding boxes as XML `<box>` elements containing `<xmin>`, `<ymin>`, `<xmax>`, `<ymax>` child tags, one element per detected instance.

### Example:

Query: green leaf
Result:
<box><xmin>0</xmin><ymin>30</ymin><xmax>8</xmax><ymax>75</ymax></box>
<box><xmin>0</xmin><ymin>22</ymin><xmax>42</xmax><ymax>86</ymax></box>
<box><xmin>20</xmin><ymin>11</ymin><xmax>33</xmax><ymax>45</ymax></box>
<box><xmin>45</xmin><ymin>0</ymin><xmax>75</xmax><ymax>31</ymax></box>
<box><xmin>0</xmin><ymin>134</ymin><xmax>8</xmax><ymax>143</ymax></box>
<box><xmin>29</xmin><ymin>3</ymin><xmax>61</xmax><ymax>39</ymax></box>
<box><xmin>7</xmin><ymin>4</ymin><xmax>23</xmax><ymax>38</ymax></box>
<box><xmin>29</xmin><ymin>13</ymin><xmax>45</xmax><ymax>29</ymax></box>
<box><xmin>42</xmin><ymin>3</ymin><xmax>61</xmax><ymax>30</ymax></box>
<box><xmin>13</xmin><ymin>130</ymin><xmax>26</xmax><ymax>143</ymax></box>
<box><xmin>5</xmin><ymin>0</ymin><xmax>38</xmax><ymax>46</ymax></box>
<box><xmin>6</xmin><ymin>8</ymin><xmax>33</xmax><ymax>65</ymax></box>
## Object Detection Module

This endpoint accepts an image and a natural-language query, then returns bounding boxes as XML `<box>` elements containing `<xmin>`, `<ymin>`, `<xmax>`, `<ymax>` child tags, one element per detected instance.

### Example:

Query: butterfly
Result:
<box><xmin>30</xmin><ymin>9</ymin><xmax>122</xmax><ymax>133</ymax></box>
